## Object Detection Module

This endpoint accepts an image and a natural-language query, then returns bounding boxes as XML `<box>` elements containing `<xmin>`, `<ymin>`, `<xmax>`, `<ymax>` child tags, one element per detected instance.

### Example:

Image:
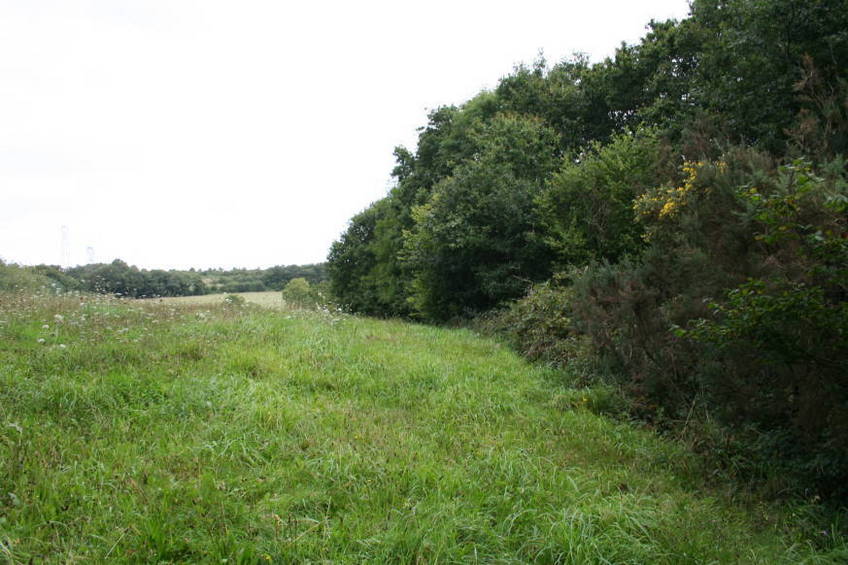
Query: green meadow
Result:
<box><xmin>0</xmin><ymin>292</ymin><xmax>845</xmax><ymax>563</ymax></box>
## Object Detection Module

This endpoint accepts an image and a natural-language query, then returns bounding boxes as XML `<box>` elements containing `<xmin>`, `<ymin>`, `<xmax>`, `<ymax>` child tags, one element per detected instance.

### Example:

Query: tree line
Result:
<box><xmin>0</xmin><ymin>260</ymin><xmax>327</xmax><ymax>298</ymax></box>
<box><xmin>327</xmin><ymin>0</ymin><xmax>848</xmax><ymax>501</ymax></box>
<box><xmin>198</xmin><ymin>263</ymin><xmax>328</xmax><ymax>294</ymax></box>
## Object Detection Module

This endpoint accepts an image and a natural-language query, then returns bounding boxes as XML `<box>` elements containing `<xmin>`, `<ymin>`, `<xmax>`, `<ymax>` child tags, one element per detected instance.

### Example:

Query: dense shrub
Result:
<box><xmin>282</xmin><ymin>278</ymin><xmax>330</xmax><ymax>310</ymax></box>
<box><xmin>685</xmin><ymin>160</ymin><xmax>848</xmax><ymax>495</ymax></box>
<box><xmin>567</xmin><ymin>154</ymin><xmax>848</xmax><ymax>496</ymax></box>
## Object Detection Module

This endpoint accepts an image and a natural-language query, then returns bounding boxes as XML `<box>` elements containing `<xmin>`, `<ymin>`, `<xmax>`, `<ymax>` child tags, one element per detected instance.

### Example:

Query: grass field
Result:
<box><xmin>151</xmin><ymin>291</ymin><xmax>287</xmax><ymax>310</ymax></box>
<box><xmin>1</xmin><ymin>292</ymin><xmax>845</xmax><ymax>563</ymax></box>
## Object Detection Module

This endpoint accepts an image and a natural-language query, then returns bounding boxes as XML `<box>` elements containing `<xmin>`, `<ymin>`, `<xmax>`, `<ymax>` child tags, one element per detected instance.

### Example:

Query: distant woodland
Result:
<box><xmin>327</xmin><ymin>0</ymin><xmax>848</xmax><ymax>501</ymax></box>
<box><xmin>0</xmin><ymin>259</ymin><xmax>327</xmax><ymax>298</ymax></box>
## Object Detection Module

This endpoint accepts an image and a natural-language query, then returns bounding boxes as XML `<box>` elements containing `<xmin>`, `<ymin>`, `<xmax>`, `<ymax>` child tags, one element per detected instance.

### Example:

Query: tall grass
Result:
<box><xmin>0</xmin><ymin>292</ymin><xmax>845</xmax><ymax>562</ymax></box>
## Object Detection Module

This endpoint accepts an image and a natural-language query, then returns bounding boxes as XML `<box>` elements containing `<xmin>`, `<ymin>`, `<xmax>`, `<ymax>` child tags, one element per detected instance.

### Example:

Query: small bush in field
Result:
<box><xmin>223</xmin><ymin>294</ymin><xmax>246</xmax><ymax>308</ymax></box>
<box><xmin>282</xmin><ymin>277</ymin><xmax>322</xmax><ymax>309</ymax></box>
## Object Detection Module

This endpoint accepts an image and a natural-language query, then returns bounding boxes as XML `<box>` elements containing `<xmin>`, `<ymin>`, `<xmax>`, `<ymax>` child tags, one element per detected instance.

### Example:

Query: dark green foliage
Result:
<box><xmin>332</xmin><ymin>0</ymin><xmax>848</xmax><ymax>321</ymax></box>
<box><xmin>691</xmin><ymin>0</ymin><xmax>848</xmax><ymax>153</ymax></box>
<box><xmin>576</xmin><ymin>19</ymin><xmax>703</xmax><ymax>141</ymax></box>
<box><xmin>567</xmin><ymin>255</ymin><xmax>707</xmax><ymax>420</ymax></box>
<box><xmin>327</xmin><ymin>200</ymin><xmax>392</xmax><ymax>315</ymax></box>
<box><xmin>566</xmin><ymin>153</ymin><xmax>773</xmax><ymax>416</ymax></box>
<box><xmin>568</xmin><ymin>154</ymin><xmax>848</xmax><ymax>496</ymax></box>
<box><xmin>404</xmin><ymin>113</ymin><xmax>558</xmax><ymax>319</ymax></box>
<box><xmin>684</xmin><ymin>161</ymin><xmax>848</xmax><ymax>495</ymax></box>
<box><xmin>67</xmin><ymin>260</ymin><xmax>208</xmax><ymax>298</ymax></box>
<box><xmin>496</xmin><ymin>56</ymin><xmax>608</xmax><ymax>150</ymax></box>
<box><xmin>327</xmin><ymin>97</ymin><xmax>506</xmax><ymax>317</ymax></box>
<box><xmin>790</xmin><ymin>58</ymin><xmax>848</xmax><ymax>159</ymax></box>
<box><xmin>486</xmin><ymin>150</ymin><xmax>848</xmax><ymax>498</ymax></box>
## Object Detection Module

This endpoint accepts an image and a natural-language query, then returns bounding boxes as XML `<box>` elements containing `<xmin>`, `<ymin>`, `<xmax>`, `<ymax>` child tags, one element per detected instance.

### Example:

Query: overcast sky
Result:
<box><xmin>1</xmin><ymin>0</ymin><xmax>691</xmax><ymax>270</ymax></box>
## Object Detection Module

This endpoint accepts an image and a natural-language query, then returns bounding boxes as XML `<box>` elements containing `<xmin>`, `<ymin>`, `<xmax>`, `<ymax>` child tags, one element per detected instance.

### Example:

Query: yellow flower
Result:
<box><xmin>660</xmin><ymin>200</ymin><xmax>677</xmax><ymax>218</ymax></box>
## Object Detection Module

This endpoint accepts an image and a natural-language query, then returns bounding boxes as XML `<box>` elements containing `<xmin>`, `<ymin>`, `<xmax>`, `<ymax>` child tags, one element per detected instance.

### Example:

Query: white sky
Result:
<box><xmin>0</xmin><ymin>0</ymin><xmax>691</xmax><ymax>270</ymax></box>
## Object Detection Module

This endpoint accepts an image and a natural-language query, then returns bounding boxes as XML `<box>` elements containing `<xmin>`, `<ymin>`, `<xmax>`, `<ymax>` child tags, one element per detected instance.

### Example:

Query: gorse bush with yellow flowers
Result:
<box><xmin>560</xmin><ymin>151</ymin><xmax>848</xmax><ymax>497</ymax></box>
<box><xmin>484</xmin><ymin>144</ymin><xmax>848</xmax><ymax>498</ymax></box>
<box><xmin>684</xmin><ymin>159</ymin><xmax>848</xmax><ymax>494</ymax></box>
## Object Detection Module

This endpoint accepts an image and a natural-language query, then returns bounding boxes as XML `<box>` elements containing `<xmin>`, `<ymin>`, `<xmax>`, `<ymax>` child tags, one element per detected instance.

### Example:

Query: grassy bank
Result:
<box><xmin>0</xmin><ymin>292</ymin><xmax>845</xmax><ymax>563</ymax></box>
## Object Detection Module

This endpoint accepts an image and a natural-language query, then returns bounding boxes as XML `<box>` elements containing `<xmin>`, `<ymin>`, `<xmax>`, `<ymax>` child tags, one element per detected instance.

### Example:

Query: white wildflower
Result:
<box><xmin>37</xmin><ymin>338</ymin><xmax>46</xmax><ymax>344</ymax></box>
<box><xmin>41</xmin><ymin>324</ymin><xmax>49</xmax><ymax>330</ymax></box>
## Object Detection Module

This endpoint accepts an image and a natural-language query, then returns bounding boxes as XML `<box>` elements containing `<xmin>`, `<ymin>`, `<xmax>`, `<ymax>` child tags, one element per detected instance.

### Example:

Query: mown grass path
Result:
<box><xmin>0</xmin><ymin>293</ymin><xmax>845</xmax><ymax>563</ymax></box>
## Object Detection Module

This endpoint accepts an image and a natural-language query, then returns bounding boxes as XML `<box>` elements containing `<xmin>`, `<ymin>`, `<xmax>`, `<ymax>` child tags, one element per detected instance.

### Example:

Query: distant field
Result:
<box><xmin>1</xmin><ymin>292</ymin><xmax>845</xmax><ymax>563</ymax></box>
<box><xmin>154</xmin><ymin>290</ymin><xmax>286</xmax><ymax>309</ymax></box>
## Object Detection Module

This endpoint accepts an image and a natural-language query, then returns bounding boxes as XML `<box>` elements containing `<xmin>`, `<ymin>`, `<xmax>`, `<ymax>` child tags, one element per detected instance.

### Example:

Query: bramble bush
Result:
<box><xmin>474</xmin><ymin>277</ymin><xmax>595</xmax><ymax>379</ymax></box>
